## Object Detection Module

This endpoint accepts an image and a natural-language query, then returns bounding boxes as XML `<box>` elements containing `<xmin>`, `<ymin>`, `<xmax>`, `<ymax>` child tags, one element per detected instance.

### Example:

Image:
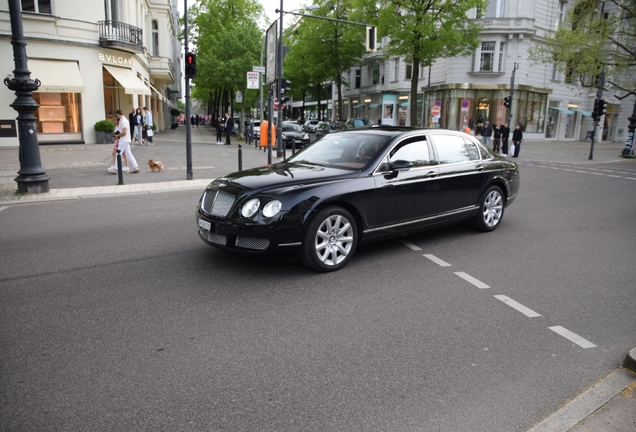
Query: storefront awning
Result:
<box><xmin>28</xmin><ymin>59</ymin><xmax>85</xmax><ymax>93</ymax></box>
<box><xmin>104</xmin><ymin>65</ymin><xmax>151</xmax><ymax>95</ymax></box>
<box><xmin>550</xmin><ymin>107</ymin><xmax>574</xmax><ymax>114</ymax></box>
<box><xmin>148</xmin><ymin>82</ymin><xmax>167</xmax><ymax>102</ymax></box>
<box><xmin>570</xmin><ymin>108</ymin><xmax>592</xmax><ymax>116</ymax></box>
<box><xmin>369</xmin><ymin>103</ymin><xmax>380</xmax><ymax>108</ymax></box>
<box><xmin>352</xmin><ymin>104</ymin><xmax>365</xmax><ymax>108</ymax></box>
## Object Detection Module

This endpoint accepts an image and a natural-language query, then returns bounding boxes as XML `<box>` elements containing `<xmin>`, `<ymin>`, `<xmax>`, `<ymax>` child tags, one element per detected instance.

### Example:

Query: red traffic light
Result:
<box><xmin>186</xmin><ymin>53</ymin><xmax>195</xmax><ymax>64</ymax></box>
<box><xmin>185</xmin><ymin>52</ymin><xmax>196</xmax><ymax>79</ymax></box>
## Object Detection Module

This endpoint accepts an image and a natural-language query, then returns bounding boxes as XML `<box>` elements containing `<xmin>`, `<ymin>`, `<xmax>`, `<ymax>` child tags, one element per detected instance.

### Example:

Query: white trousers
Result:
<box><xmin>114</xmin><ymin>141</ymin><xmax>138</xmax><ymax>169</ymax></box>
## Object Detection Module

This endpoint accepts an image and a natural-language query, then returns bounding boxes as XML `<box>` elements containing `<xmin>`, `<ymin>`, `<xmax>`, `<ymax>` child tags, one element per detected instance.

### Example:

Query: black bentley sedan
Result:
<box><xmin>196</xmin><ymin>127</ymin><xmax>519</xmax><ymax>272</ymax></box>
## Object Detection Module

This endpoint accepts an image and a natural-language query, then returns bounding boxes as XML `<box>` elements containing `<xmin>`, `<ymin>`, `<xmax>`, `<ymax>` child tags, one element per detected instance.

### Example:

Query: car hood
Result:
<box><xmin>210</xmin><ymin>163</ymin><xmax>357</xmax><ymax>196</ymax></box>
<box><xmin>282</xmin><ymin>131</ymin><xmax>305</xmax><ymax>137</ymax></box>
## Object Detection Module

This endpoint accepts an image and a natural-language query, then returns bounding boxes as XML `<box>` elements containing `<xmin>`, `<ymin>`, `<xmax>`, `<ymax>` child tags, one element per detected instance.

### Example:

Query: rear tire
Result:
<box><xmin>471</xmin><ymin>185</ymin><xmax>505</xmax><ymax>232</ymax></box>
<box><xmin>300</xmin><ymin>206</ymin><xmax>358</xmax><ymax>272</ymax></box>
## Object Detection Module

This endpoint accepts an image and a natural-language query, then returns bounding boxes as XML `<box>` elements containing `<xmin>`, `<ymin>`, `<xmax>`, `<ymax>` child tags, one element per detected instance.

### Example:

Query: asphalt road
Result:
<box><xmin>1</xmin><ymin>159</ymin><xmax>635</xmax><ymax>431</ymax></box>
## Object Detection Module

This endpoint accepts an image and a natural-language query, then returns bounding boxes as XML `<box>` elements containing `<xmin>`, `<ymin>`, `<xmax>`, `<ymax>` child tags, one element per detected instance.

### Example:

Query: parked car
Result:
<box><xmin>251</xmin><ymin>119</ymin><xmax>261</xmax><ymax>140</ymax></box>
<box><xmin>281</xmin><ymin>121</ymin><xmax>310</xmax><ymax>149</ymax></box>
<box><xmin>345</xmin><ymin>118</ymin><xmax>372</xmax><ymax>128</ymax></box>
<box><xmin>196</xmin><ymin>127</ymin><xmax>520</xmax><ymax>272</ymax></box>
<box><xmin>303</xmin><ymin>119</ymin><xmax>320</xmax><ymax>133</ymax></box>
<box><xmin>315</xmin><ymin>122</ymin><xmax>348</xmax><ymax>140</ymax></box>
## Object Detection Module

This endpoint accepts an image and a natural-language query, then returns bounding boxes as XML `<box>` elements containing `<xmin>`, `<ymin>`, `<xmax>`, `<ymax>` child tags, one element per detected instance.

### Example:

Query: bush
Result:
<box><xmin>94</xmin><ymin>120</ymin><xmax>115</xmax><ymax>132</ymax></box>
<box><xmin>170</xmin><ymin>108</ymin><xmax>181</xmax><ymax>117</ymax></box>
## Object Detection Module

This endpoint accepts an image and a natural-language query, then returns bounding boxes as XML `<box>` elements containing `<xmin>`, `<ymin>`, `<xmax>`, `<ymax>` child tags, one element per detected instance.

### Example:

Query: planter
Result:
<box><xmin>96</xmin><ymin>130</ymin><xmax>114</xmax><ymax>144</ymax></box>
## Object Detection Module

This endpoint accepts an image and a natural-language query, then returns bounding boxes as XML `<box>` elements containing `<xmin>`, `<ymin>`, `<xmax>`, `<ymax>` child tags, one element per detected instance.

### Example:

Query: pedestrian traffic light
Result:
<box><xmin>366</xmin><ymin>26</ymin><xmax>376</xmax><ymax>52</ymax></box>
<box><xmin>185</xmin><ymin>52</ymin><xmax>196</xmax><ymax>79</ymax></box>
<box><xmin>592</xmin><ymin>98</ymin><xmax>607</xmax><ymax>121</ymax></box>
<box><xmin>503</xmin><ymin>96</ymin><xmax>511</xmax><ymax>107</ymax></box>
<box><xmin>598</xmin><ymin>99</ymin><xmax>607</xmax><ymax>118</ymax></box>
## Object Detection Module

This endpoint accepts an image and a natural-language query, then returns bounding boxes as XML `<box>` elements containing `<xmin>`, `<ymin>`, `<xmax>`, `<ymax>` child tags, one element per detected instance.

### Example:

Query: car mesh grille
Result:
<box><xmin>202</xmin><ymin>190</ymin><xmax>235</xmax><ymax>217</ymax></box>
<box><xmin>235</xmin><ymin>236</ymin><xmax>270</xmax><ymax>251</ymax></box>
<box><xmin>200</xmin><ymin>229</ymin><xmax>227</xmax><ymax>245</ymax></box>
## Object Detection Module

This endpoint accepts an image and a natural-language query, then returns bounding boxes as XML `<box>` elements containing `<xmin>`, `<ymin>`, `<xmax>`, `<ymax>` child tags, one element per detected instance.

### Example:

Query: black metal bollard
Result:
<box><xmin>292</xmin><ymin>141</ymin><xmax>296</xmax><ymax>155</ymax></box>
<box><xmin>238</xmin><ymin>143</ymin><xmax>243</xmax><ymax>171</ymax></box>
<box><xmin>116</xmin><ymin>149</ymin><xmax>124</xmax><ymax>185</ymax></box>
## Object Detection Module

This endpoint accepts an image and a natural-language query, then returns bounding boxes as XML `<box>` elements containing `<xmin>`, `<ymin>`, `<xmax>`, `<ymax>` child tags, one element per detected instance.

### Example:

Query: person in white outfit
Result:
<box><xmin>108</xmin><ymin>109</ymin><xmax>140</xmax><ymax>174</ymax></box>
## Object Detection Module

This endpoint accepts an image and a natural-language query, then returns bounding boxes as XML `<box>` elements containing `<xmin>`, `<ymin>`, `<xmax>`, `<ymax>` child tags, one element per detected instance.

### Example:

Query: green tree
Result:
<box><xmin>358</xmin><ymin>0</ymin><xmax>482</xmax><ymax>125</ymax></box>
<box><xmin>529</xmin><ymin>0</ymin><xmax>636</xmax><ymax>99</ymax></box>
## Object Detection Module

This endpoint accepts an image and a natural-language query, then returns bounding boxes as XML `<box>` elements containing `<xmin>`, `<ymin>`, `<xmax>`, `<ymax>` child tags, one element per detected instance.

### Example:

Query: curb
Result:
<box><xmin>623</xmin><ymin>347</ymin><xmax>636</xmax><ymax>372</ymax></box>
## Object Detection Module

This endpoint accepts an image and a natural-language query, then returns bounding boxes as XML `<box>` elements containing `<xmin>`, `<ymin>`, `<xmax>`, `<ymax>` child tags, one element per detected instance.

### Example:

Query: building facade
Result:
<box><xmin>330</xmin><ymin>0</ymin><xmax>634</xmax><ymax>142</ymax></box>
<box><xmin>0</xmin><ymin>0</ymin><xmax>182</xmax><ymax>147</ymax></box>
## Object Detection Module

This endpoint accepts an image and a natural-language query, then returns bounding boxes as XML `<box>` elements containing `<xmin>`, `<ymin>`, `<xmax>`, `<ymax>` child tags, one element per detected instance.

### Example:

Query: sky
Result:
<box><xmin>178</xmin><ymin>0</ymin><xmax>305</xmax><ymax>28</ymax></box>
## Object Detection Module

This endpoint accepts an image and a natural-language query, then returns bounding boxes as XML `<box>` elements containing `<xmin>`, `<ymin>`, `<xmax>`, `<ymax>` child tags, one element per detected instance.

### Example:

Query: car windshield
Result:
<box><xmin>287</xmin><ymin>133</ymin><xmax>390</xmax><ymax>170</ymax></box>
<box><xmin>283</xmin><ymin>123</ymin><xmax>303</xmax><ymax>132</ymax></box>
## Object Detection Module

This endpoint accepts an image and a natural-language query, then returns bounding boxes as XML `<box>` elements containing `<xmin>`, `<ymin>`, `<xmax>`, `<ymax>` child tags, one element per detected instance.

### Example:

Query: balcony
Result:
<box><xmin>98</xmin><ymin>21</ymin><xmax>143</xmax><ymax>53</ymax></box>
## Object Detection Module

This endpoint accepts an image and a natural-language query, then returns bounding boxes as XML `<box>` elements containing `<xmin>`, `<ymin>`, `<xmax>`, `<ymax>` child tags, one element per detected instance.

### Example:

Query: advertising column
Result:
<box><xmin>381</xmin><ymin>94</ymin><xmax>397</xmax><ymax>126</ymax></box>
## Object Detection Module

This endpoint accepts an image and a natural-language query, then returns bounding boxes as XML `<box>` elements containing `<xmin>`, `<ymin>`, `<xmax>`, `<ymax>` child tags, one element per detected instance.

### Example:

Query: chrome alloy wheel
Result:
<box><xmin>482</xmin><ymin>189</ymin><xmax>503</xmax><ymax>228</ymax></box>
<box><xmin>314</xmin><ymin>214</ymin><xmax>354</xmax><ymax>266</ymax></box>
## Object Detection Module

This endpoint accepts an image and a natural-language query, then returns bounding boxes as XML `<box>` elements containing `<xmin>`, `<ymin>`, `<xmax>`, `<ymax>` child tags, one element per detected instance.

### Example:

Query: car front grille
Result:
<box><xmin>202</xmin><ymin>190</ymin><xmax>235</xmax><ymax>217</ymax></box>
<box><xmin>235</xmin><ymin>236</ymin><xmax>270</xmax><ymax>250</ymax></box>
<box><xmin>200</xmin><ymin>229</ymin><xmax>227</xmax><ymax>245</ymax></box>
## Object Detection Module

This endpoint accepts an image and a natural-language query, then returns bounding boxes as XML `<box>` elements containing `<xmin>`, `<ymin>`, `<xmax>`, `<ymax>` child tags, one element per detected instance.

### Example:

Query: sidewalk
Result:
<box><xmin>0</xmin><ymin>126</ymin><xmax>634</xmax><ymax>430</ymax></box>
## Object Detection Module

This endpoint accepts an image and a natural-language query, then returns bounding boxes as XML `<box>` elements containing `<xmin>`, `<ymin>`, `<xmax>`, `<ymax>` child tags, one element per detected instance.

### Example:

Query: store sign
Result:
<box><xmin>98</xmin><ymin>53</ymin><xmax>134</xmax><ymax>67</ymax></box>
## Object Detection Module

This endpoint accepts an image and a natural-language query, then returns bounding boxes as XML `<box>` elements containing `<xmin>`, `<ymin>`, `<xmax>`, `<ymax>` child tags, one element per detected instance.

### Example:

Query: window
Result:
<box><xmin>355</xmin><ymin>69</ymin><xmax>361</xmax><ymax>89</ymax></box>
<box><xmin>394</xmin><ymin>59</ymin><xmax>399</xmax><ymax>81</ymax></box>
<box><xmin>405</xmin><ymin>64</ymin><xmax>412</xmax><ymax>80</ymax></box>
<box><xmin>152</xmin><ymin>20</ymin><xmax>159</xmax><ymax>56</ymax></box>
<box><xmin>479</xmin><ymin>42</ymin><xmax>496</xmax><ymax>71</ymax></box>
<box><xmin>21</xmin><ymin>0</ymin><xmax>51</xmax><ymax>13</ymax></box>
<box><xmin>551</xmin><ymin>63</ymin><xmax>559</xmax><ymax>81</ymax></box>
<box><xmin>388</xmin><ymin>138</ymin><xmax>431</xmax><ymax>168</ymax></box>
<box><xmin>433</xmin><ymin>135</ymin><xmax>477</xmax><ymax>164</ymax></box>
<box><xmin>372</xmin><ymin>65</ymin><xmax>379</xmax><ymax>85</ymax></box>
<box><xmin>557</xmin><ymin>1</ymin><xmax>566</xmax><ymax>29</ymax></box>
<box><xmin>477</xmin><ymin>0</ymin><xmax>505</xmax><ymax>18</ymax></box>
<box><xmin>498</xmin><ymin>43</ymin><xmax>505</xmax><ymax>72</ymax></box>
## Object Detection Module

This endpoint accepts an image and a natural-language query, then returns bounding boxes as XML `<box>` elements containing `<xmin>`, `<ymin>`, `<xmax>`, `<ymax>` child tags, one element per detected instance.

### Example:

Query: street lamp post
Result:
<box><xmin>4</xmin><ymin>0</ymin><xmax>50</xmax><ymax>194</ymax></box>
<box><xmin>184</xmin><ymin>0</ymin><xmax>193</xmax><ymax>180</ymax></box>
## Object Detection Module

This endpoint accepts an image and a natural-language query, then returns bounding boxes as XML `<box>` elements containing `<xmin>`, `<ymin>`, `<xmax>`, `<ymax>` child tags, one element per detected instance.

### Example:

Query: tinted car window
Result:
<box><xmin>389</xmin><ymin>138</ymin><xmax>431</xmax><ymax>168</ymax></box>
<box><xmin>433</xmin><ymin>135</ymin><xmax>478</xmax><ymax>164</ymax></box>
<box><xmin>283</xmin><ymin>123</ymin><xmax>303</xmax><ymax>132</ymax></box>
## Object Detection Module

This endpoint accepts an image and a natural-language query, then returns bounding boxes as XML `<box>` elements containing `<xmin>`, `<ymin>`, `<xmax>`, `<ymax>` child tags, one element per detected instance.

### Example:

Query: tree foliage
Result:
<box><xmin>357</xmin><ymin>0</ymin><xmax>482</xmax><ymax>125</ymax></box>
<box><xmin>529</xmin><ymin>0</ymin><xmax>636</xmax><ymax>99</ymax></box>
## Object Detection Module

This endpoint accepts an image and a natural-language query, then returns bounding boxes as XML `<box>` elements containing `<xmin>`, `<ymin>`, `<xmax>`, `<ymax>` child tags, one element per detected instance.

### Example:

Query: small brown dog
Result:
<box><xmin>148</xmin><ymin>159</ymin><xmax>164</xmax><ymax>172</ymax></box>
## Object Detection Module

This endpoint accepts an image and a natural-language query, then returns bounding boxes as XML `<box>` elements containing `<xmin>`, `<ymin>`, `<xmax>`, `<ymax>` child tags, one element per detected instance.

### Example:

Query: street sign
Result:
<box><xmin>236</xmin><ymin>91</ymin><xmax>243</xmax><ymax>103</ymax></box>
<box><xmin>247</xmin><ymin>72</ymin><xmax>259</xmax><ymax>89</ymax></box>
<box><xmin>431</xmin><ymin>105</ymin><xmax>441</xmax><ymax>117</ymax></box>
<box><xmin>252</xmin><ymin>66</ymin><xmax>265</xmax><ymax>74</ymax></box>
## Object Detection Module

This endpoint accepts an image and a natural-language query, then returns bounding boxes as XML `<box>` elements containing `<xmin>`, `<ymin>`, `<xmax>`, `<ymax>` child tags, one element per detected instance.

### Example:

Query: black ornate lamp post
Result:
<box><xmin>3</xmin><ymin>0</ymin><xmax>50</xmax><ymax>193</ymax></box>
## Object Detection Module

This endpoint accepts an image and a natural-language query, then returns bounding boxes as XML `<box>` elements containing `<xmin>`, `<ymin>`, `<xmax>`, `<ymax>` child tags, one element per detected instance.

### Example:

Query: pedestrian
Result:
<box><xmin>133</xmin><ymin>108</ymin><xmax>143</xmax><ymax>144</ymax></box>
<box><xmin>224</xmin><ymin>112</ymin><xmax>234</xmax><ymax>145</ymax></box>
<box><xmin>493</xmin><ymin>122</ymin><xmax>502</xmax><ymax>154</ymax></box>
<box><xmin>143</xmin><ymin>107</ymin><xmax>154</xmax><ymax>145</ymax></box>
<box><xmin>216</xmin><ymin>115</ymin><xmax>224</xmax><ymax>145</ymax></box>
<box><xmin>108</xmin><ymin>109</ymin><xmax>140</xmax><ymax>174</ymax></box>
<box><xmin>195</xmin><ymin>115</ymin><xmax>199</xmax><ymax>128</ymax></box>
<box><xmin>512</xmin><ymin>123</ymin><xmax>523</xmax><ymax>158</ymax></box>
<box><xmin>107</xmin><ymin>117</ymin><xmax>129</xmax><ymax>172</ymax></box>
<box><xmin>128</xmin><ymin>108</ymin><xmax>136</xmax><ymax>142</ymax></box>
<box><xmin>501</xmin><ymin>122</ymin><xmax>510</xmax><ymax>156</ymax></box>
<box><xmin>191</xmin><ymin>115</ymin><xmax>195</xmax><ymax>126</ymax></box>
<box><xmin>481</xmin><ymin>120</ymin><xmax>493</xmax><ymax>149</ymax></box>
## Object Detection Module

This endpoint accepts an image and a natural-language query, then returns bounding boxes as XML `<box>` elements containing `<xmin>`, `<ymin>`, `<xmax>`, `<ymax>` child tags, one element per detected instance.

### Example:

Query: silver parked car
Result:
<box><xmin>303</xmin><ymin>119</ymin><xmax>320</xmax><ymax>133</ymax></box>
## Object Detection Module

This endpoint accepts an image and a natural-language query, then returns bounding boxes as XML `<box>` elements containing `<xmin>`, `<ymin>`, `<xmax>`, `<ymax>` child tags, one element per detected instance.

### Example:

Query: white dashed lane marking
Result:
<box><xmin>423</xmin><ymin>254</ymin><xmax>452</xmax><ymax>267</ymax></box>
<box><xmin>519</xmin><ymin>162</ymin><xmax>636</xmax><ymax>180</ymax></box>
<box><xmin>399</xmin><ymin>240</ymin><xmax>421</xmax><ymax>251</ymax></box>
<box><xmin>0</xmin><ymin>206</ymin><xmax>7</xmax><ymax>212</ymax></box>
<box><xmin>454</xmin><ymin>272</ymin><xmax>490</xmax><ymax>289</ymax></box>
<box><xmin>549</xmin><ymin>326</ymin><xmax>597</xmax><ymax>348</ymax></box>
<box><xmin>494</xmin><ymin>295</ymin><xmax>542</xmax><ymax>318</ymax></box>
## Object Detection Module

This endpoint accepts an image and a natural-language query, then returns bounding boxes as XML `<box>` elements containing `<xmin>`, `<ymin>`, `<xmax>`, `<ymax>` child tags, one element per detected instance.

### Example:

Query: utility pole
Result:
<box><xmin>507</xmin><ymin>62</ymin><xmax>519</xmax><ymax>127</ymax></box>
<box><xmin>276</xmin><ymin>0</ymin><xmax>284</xmax><ymax>159</ymax></box>
<box><xmin>184</xmin><ymin>0</ymin><xmax>193</xmax><ymax>179</ymax></box>
<box><xmin>4</xmin><ymin>0</ymin><xmax>50</xmax><ymax>193</ymax></box>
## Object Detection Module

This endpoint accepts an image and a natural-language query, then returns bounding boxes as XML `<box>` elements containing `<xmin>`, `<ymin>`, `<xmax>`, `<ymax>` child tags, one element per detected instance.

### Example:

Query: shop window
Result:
<box><xmin>21</xmin><ymin>0</ymin><xmax>51</xmax><ymax>14</ymax></box>
<box><xmin>33</xmin><ymin>92</ymin><xmax>83</xmax><ymax>140</ymax></box>
<box><xmin>479</xmin><ymin>42</ymin><xmax>496</xmax><ymax>71</ymax></box>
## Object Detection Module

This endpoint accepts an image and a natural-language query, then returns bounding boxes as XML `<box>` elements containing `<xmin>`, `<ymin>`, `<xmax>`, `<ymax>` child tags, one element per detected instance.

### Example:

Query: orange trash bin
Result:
<box><xmin>260</xmin><ymin>121</ymin><xmax>276</xmax><ymax>148</ymax></box>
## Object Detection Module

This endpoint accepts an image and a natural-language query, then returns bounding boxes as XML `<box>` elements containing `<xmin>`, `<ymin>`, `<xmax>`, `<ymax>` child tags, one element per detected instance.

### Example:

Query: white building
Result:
<box><xmin>333</xmin><ymin>0</ymin><xmax>634</xmax><ymax>142</ymax></box>
<box><xmin>0</xmin><ymin>0</ymin><xmax>182</xmax><ymax>147</ymax></box>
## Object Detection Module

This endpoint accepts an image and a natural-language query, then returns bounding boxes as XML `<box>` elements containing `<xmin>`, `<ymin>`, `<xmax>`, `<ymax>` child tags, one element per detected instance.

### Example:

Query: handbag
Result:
<box><xmin>147</xmin><ymin>129</ymin><xmax>153</xmax><ymax>137</ymax></box>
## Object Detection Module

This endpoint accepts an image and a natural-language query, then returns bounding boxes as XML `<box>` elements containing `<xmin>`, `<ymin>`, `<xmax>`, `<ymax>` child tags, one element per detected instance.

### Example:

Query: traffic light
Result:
<box><xmin>503</xmin><ymin>96</ymin><xmax>511</xmax><ymax>107</ymax></box>
<box><xmin>366</xmin><ymin>26</ymin><xmax>376</xmax><ymax>52</ymax></box>
<box><xmin>279</xmin><ymin>77</ymin><xmax>291</xmax><ymax>104</ymax></box>
<box><xmin>185</xmin><ymin>52</ymin><xmax>196</xmax><ymax>79</ymax></box>
<box><xmin>592</xmin><ymin>98</ymin><xmax>607</xmax><ymax>121</ymax></box>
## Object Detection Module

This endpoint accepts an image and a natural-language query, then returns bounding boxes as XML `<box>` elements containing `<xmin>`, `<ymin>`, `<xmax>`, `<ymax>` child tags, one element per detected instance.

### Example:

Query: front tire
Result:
<box><xmin>300</xmin><ymin>206</ymin><xmax>358</xmax><ymax>272</ymax></box>
<box><xmin>472</xmin><ymin>185</ymin><xmax>505</xmax><ymax>232</ymax></box>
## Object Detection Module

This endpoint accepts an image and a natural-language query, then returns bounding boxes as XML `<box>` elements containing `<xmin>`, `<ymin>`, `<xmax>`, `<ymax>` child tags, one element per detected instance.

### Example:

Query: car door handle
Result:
<box><xmin>475</xmin><ymin>165</ymin><xmax>485</xmax><ymax>171</ymax></box>
<box><xmin>425</xmin><ymin>171</ymin><xmax>438</xmax><ymax>178</ymax></box>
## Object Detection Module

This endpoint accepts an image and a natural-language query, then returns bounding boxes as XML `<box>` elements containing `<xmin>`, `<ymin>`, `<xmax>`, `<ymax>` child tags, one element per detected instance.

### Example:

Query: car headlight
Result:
<box><xmin>262</xmin><ymin>200</ymin><xmax>282</xmax><ymax>218</ymax></box>
<box><xmin>241</xmin><ymin>198</ymin><xmax>260</xmax><ymax>218</ymax></box>
<box><xmin>303</xmin><ymin>133</ymin><xmax>309</xmax><ymax>139</ymax></box>
<box><xmin>282</xmin><ymin>133</ymin><xmax>288</xmax><ymax>139</ymax></box>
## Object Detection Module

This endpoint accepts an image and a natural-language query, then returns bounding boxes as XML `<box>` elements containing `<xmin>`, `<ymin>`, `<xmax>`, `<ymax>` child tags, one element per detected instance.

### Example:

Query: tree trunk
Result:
<box><xmin>410</xmin><ymin>57</ymin><xmax>421</xmax><ymax>127</ymax></box>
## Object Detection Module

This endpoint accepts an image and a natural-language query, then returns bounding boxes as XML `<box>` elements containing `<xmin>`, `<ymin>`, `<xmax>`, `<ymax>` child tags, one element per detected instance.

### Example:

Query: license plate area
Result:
<box><xmin>198</xmin><ymin>218</ymin><xmax>212</xmax><ymax>231</ymax></box>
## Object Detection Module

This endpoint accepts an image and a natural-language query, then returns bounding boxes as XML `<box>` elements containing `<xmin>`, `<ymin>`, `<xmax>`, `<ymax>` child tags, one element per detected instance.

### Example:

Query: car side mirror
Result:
<box><xmin>384</xmin><ymin>159</ymin><xmax>412</xmax><ymax>179</ymax></box>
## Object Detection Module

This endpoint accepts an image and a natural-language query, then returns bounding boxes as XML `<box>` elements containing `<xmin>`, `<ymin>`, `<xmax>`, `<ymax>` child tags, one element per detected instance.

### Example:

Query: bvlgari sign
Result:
<box><xmin>98</xmin><ymin>53</ymin><xmax>134</xmax><ymax>67</ymax></box>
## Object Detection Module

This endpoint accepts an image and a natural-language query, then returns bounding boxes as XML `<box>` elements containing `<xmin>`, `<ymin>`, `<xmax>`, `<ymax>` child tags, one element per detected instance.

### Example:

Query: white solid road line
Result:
<box><xmin>549</xmin><ymin>326</ymin><xmax>597</xmax><ymax>348</ymax></box>
<box><xmin>454</xmin><ymin>272</ymin><xmax>490</xmax><ymax>289</ymax></box>
<box><xmin>399</xmin><ymin>240</ymin><xmax>421</xmax><ymax>251</ymax></box>
<box><xmin>423</xmin><ymin>254</ymin><xmax>452</xmax><ymax>267</ymax></box>
<box><xmin>494</xmin><ymin>295</ymin><xmax>541</xmax><ymax>318</ymax></box>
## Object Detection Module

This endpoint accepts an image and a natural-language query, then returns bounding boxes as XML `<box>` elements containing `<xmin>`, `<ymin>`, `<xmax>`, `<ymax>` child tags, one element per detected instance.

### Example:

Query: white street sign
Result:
<box><xmin>252</xmin><ymin>66</ymin><xmax>265</xmax><ymax>74</ymax></box>
<box><xmin>247</xmin><ymin>72</ymin><xmax>259</xmax><ymax>89</ymax></box>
